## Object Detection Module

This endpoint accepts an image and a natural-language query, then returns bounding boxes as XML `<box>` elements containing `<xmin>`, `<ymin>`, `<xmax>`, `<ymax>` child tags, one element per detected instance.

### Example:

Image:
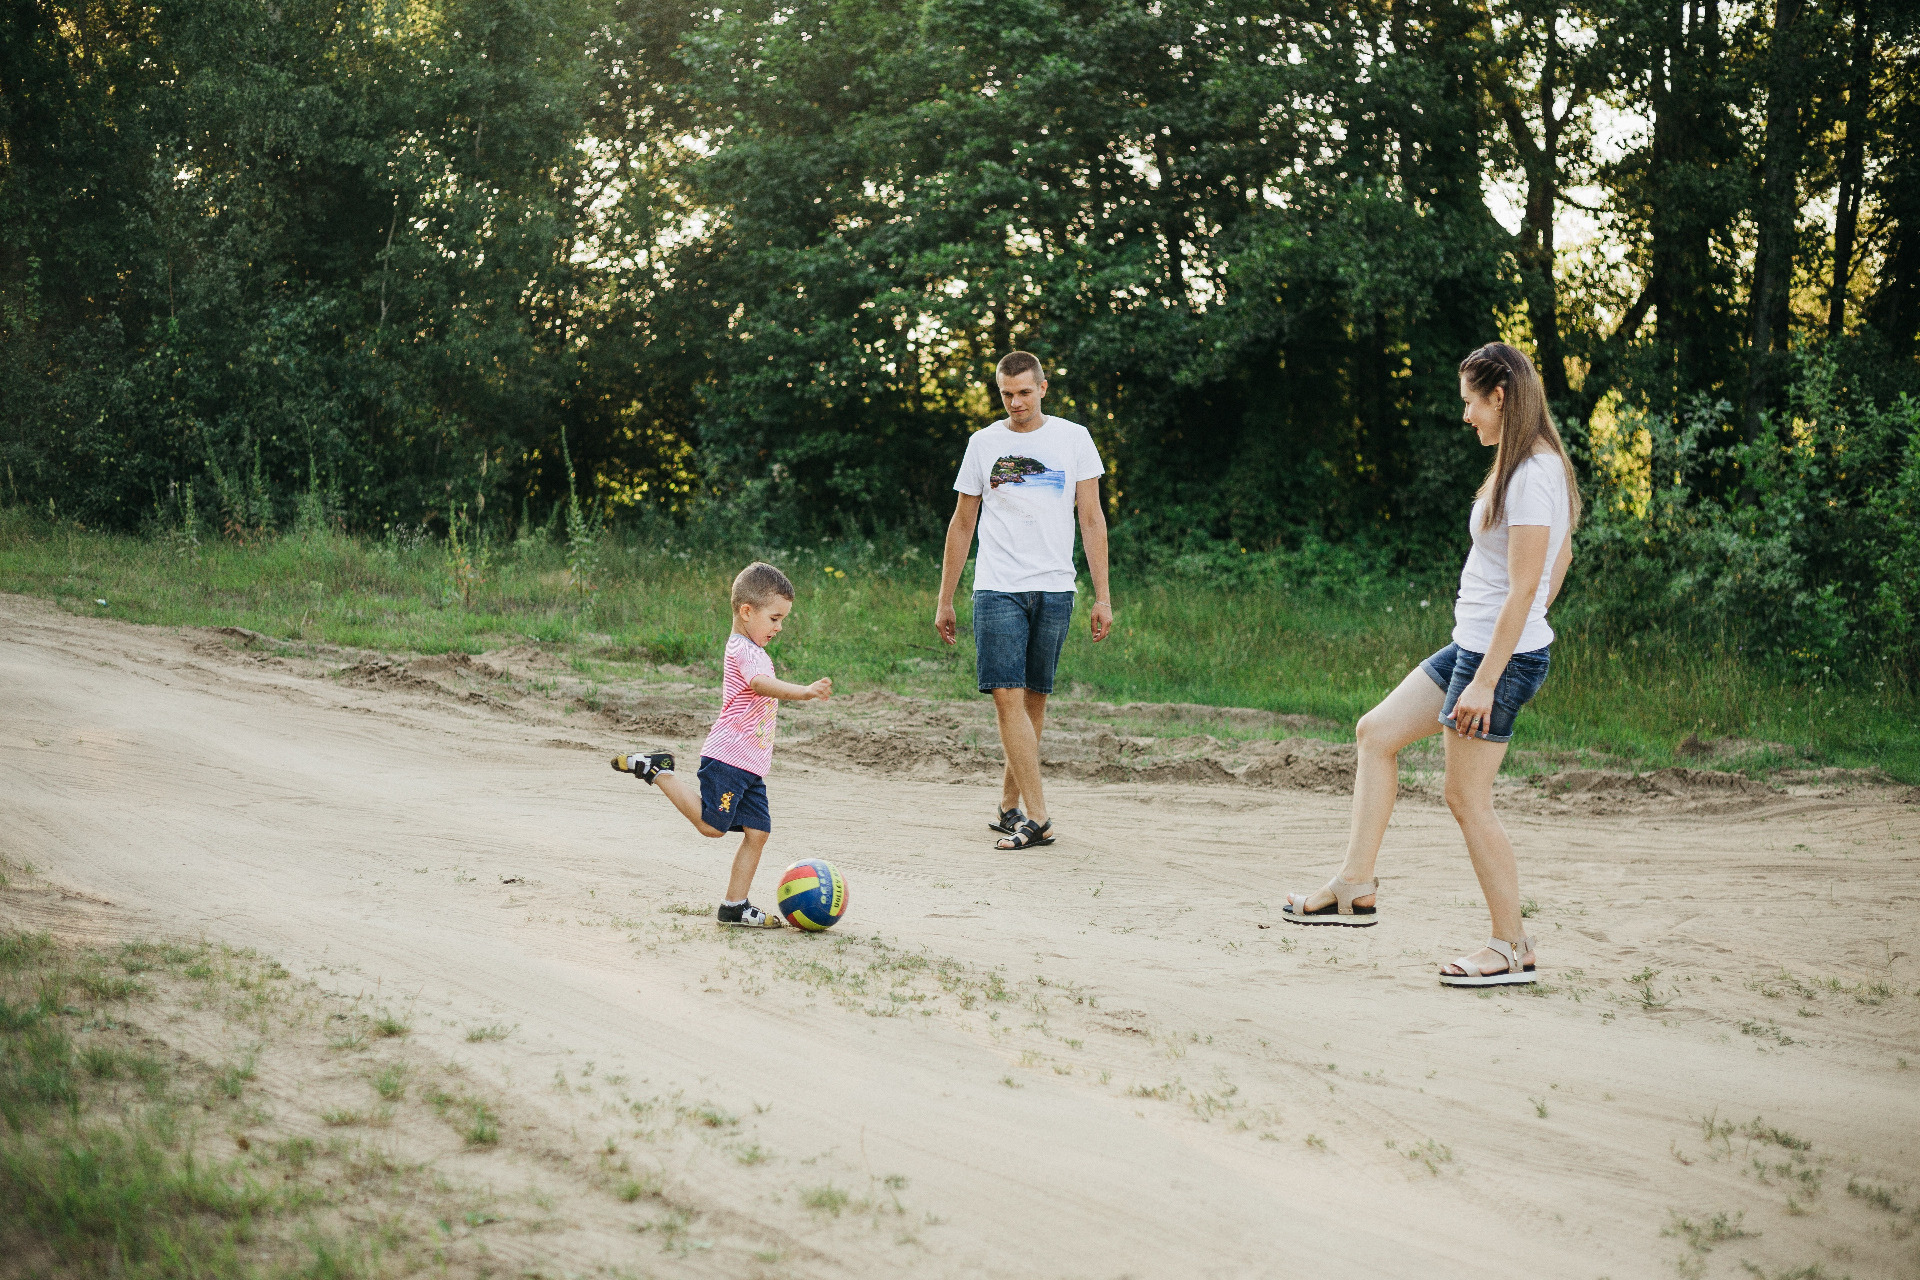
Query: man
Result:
<box><xmin>933</xmin><ymin>351</ymin><xmax>1113</xmax><ymax>850</ymax></box>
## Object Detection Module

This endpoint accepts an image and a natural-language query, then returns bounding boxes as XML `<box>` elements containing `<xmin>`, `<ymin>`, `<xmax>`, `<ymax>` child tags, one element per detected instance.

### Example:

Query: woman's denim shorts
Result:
<box><xmin>973</xmin><ymin>590</ymin><xmax>1075</xmax><ymax>694</ymax></box>
<box><xmin>1421</xmin><ymin>642</ymin><xmax>1551</xmax><ymax>743</ymax></box>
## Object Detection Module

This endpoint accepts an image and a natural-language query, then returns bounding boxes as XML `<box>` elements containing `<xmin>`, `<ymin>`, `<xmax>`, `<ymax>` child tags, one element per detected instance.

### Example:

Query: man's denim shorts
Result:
<box><xmin>697</xmin><ymin>755</ymin><xmax>770</xmax><ymax>833</ymax></box>
<box><xmin>973</xmin><ymin>590</ymin><xmax>1075</xmax><ymax>694</ymax></box>
<box><xmin>1421</xmin><ymin>642</ymin><xmax>1551</xmax><ymax>743</ymax></box>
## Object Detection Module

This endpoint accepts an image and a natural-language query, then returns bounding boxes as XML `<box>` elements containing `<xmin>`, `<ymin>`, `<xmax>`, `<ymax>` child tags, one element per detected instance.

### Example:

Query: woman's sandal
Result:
<box><xmin>989</xmin><ymin>806</ymin><xmax>1026</xmax><ymax>835</ymax></box>
<box><xmin>1279</xmin><ymin>877</ymin><xmax>1379</xmax><ymax>927</ymax></box>
<box><xmin>1438</xmin><ymin>936</ymin><xmax>1536</xmax><ymax>987</ymax></box>
<box><xmin>994</xmin><ymin>817</ymin><xmax>1054</xmax><ymax>850</ymax></box>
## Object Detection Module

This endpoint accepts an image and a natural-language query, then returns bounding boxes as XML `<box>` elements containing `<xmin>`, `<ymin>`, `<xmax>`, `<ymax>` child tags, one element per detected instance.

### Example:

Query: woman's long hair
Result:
<box><xmin>1459</xmin><ymin>342</ymin><xmax>1583</xmax><ymax>533</ymax></box>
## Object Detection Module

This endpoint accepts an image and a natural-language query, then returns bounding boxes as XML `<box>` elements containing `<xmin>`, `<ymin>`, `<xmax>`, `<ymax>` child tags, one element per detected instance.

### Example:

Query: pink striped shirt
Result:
<box><xmin>700</xmin><ymin>633</ymin><xmax>777</xmax><ymax>776</ymax></box>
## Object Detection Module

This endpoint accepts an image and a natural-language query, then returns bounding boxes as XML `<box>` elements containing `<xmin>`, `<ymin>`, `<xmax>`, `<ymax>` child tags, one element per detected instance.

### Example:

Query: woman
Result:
<box><xmin>1280</xmin><ymin>342</ymin><xmax>1580</xmax><ymax>987</ymax></box>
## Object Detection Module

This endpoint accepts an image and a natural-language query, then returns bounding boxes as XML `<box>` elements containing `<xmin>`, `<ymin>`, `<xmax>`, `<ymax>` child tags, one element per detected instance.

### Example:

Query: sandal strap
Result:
<box><xmin>1324</xmin><ymin>876</ymin><xmax>1377</xmax><ymax>915</ymax></box>
<box><xmin>999</xmin><ymin>817</ymin><xmax>1051</xmax><ymax>848</ymax></box>
<box><xmin>1447</xmin><ymin>937</ymin><xmax>1525</xmax><ymax>977</ymax></box>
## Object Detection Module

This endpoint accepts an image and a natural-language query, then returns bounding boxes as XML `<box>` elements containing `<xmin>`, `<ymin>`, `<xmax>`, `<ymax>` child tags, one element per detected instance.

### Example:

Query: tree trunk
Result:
<box><xmin>1746</xmin><ymin>0</ymin><xmax>1806</xmax><ymax>438</ymax></box>
<box><xmin>1496</xmin><ymin>15</ymin><xmax>1572</xmax><ymax>406</ymax></box>
<box><xmin>1827</xmin><ymin>0</ymin><xmax>1871</xmax><ymax>338</ymax></box>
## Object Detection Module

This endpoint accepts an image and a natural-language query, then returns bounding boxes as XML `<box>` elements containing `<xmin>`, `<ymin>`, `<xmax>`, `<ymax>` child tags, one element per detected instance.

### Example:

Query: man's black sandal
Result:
<box><xmin>989</xmin><ymin>806</ymin><xmax>1026</xmax><ymax>835</ymax></box>
<box><xmin>995</xmin><ymin>817</ymin><xmax>1054</xmax><ymax>850</ymax></box>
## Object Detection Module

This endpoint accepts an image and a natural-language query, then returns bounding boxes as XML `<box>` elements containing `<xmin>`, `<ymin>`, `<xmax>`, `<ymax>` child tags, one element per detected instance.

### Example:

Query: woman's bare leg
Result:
<box><xmin>1296</xmin><ymin>668</ymin><xmax>1445</xmax><ymax>912</ymax></box>
<box><xmin>1440</xmin><ymin>730</ymin><xmax>1532</xmax><ymax>973</ymax></box>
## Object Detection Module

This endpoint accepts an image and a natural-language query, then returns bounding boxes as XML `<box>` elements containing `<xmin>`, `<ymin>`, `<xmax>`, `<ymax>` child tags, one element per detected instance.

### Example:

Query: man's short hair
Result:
<box><xmin>731</xmin><ymin>561</ymin><xmax>795</xmax><ymax>610</ymax></box>
<box><xmin>995</xmin><ymin>350</ymin><xmax>1046</xmax><ymax>384</ymax></box>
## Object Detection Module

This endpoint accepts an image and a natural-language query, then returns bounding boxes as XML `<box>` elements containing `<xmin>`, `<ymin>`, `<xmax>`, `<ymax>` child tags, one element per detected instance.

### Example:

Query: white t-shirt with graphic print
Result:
<box><xmin>1451</xmin><ymin>451</ymin><xmax>1572</xmax><ymax>654</ymax></box>
<box><xmin>953</xmin><ymin>416</ymin><xmax>1106</xmax><ymax>594</ymax></box>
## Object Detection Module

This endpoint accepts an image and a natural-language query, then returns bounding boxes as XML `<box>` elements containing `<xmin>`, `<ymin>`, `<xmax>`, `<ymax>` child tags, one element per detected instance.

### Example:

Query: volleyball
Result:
<box><xmin>777</xmin><ymin>859</ymin><xmax>847</xmax><ymax>931</ymax></box>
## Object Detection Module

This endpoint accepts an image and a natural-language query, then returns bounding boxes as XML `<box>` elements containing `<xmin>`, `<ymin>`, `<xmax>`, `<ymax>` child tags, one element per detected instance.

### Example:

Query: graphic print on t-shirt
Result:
<box><xmin>989</xmin><ymin>456</ymin><xmax>1066</xmax><ymax>492</ymax></box>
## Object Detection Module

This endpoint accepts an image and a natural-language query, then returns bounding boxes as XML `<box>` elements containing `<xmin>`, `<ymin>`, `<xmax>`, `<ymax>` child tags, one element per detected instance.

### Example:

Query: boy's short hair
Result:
<box><xmin>731</xmin><ymin>561</ymin><xmax>795</xmax><ymax>610</ymax></box>
<box><xmin>996</xmin><ymin>350</ymin><xmax>1045</xmax><ymax>384</ymax></box>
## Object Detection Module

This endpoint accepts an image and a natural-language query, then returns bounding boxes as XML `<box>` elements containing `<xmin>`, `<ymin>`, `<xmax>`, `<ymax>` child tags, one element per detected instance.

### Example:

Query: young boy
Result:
<box><xmin>612</xmin><ymin>562</ymin><xmax>831</xmax><ymax>927</ymax></box>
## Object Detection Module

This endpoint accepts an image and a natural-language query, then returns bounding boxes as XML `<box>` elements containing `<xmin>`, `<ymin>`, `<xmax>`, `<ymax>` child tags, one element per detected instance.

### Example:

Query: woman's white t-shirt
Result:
<box><xmin>1451</xmin><ymin>452</ymin><xmax>1571</xmax><ymax>654</ymax></box>
<box><xmin>953</xmin><ymin>416</ymin><xmax>1105</xmax><ymax>593</ymax></box>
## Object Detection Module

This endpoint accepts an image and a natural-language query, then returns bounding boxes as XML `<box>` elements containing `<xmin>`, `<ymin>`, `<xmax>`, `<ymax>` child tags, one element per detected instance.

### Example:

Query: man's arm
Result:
<box><xmin>1075</xmin><ymin>477</ymin><xmax>1113</xmax><ymax>642</ymax></box>
<box><xmin>934</xmin><ymin>493</ymin><xmax>981</xmax><ymax>645</ymax></box>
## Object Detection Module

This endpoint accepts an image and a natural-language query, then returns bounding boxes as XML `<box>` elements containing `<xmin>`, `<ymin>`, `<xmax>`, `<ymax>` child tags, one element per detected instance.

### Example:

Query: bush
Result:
<box><xmin>1576</xmin><ymin>354</ymin><xmax>1920</xmax><ymax>670</ymax></box>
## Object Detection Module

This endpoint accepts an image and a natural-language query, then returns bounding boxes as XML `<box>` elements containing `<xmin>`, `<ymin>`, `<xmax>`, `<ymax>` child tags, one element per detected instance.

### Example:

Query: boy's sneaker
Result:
<box><xmin>611</xmin><ymin>750</ymin><xmax>673</xmax><ymax>784</ymax></box>
<box><xmin>716</xmin><ymin>900</ymin><xmax>783</xmax><ymax>929</ymax></box>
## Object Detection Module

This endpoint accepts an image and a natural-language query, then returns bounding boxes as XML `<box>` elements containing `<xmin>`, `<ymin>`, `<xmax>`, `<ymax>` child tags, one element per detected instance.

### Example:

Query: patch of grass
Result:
<box><xmin>0</xmin><ymin>925</ymin><xmax>398</xmax><ymax>1278</ymax></box>
<box><xmin>464</xmin><ymin>1023</ymin><xmax>512</xmax><ymax>1043</ymax></box>
<box><xmin>0</xmin><ymin>930</ymin><xmax>54</xmax><ymax>969</ymax></box>
<box><xmin>371</xmin><ymin>1011</ymin><xmax>410</xmax><ymax>1038</ymax></box>
<box><xmin>1663</xmin><ymin>1209</ymin><xmax>1756</xmax><ymax>1252</ymax></box>
<box><xmin>735</xmin><ymin>1144</ymin><xmax>770</xmax><ymax>1166</ymax></box>
<box><xmin>801</xmin><ymin>1183</ymin><xmax>849</xmax><ymax>1216</ymax></box>
<box><xmin>463</xmin><ymin>1101</ymin><xmax>499</xmax><ymax>1146</ymax></box>
<box><xmin>214</xmin><ymin>1052</ymin><xmax>257</xmax><ymax>1100</ymax></box>
<box><xmin>320</xmin><ymin>1108</ymin><xmax>361</xmax><ymax>1126</ymax></box>
<box><xmin>1741</xmin><ymin>1118</ymin><xmax>1811</xmax><ymax>1151</ymax></box>
<box><xmin>1628</xmin><ymin>967</ymin><xmax>1674</xmax><ymax>1011</ymax></box>
<box><xmin>3</xmin><ymin>515</ymin><xmax>1912</xmax><ymax>780</ymax></box>
<box><xmin>1846</xmin><ymin>1176</ymin><xmax>1904</xmax><ymax>1212</ymax></box>
<box><xmin>371</xmin><ymin>1063</ymin><xmax>408</xmax><ymax>1102</ymax></box>
<box><xmin>73</xmin><ymin>971</ymin><xmax>147</xmax><ymax>1002</ymax></box>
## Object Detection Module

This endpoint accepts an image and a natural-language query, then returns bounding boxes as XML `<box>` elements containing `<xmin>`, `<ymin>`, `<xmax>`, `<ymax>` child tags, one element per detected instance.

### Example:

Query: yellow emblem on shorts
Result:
<box><xmin>719</xmin><ymin>791</ymin><xmax>734</xmax><ymax>813</ymax></box>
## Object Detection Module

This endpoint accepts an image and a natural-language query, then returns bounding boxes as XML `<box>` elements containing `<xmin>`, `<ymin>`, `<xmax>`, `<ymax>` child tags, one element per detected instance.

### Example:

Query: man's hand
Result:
<box><xmin>934</xmin><ymin>600</ymin><xmax>958</xmax><ymax>646</ymax></box>
<box><xmin>1089</xmin><ymin>600</ymin><xmax>1113</xmax><ymax>642</ymax></box>
<box><xmin>807</xmin><ymin>676</ymin><xmax>833</xmax><ymax>702</ymax></box>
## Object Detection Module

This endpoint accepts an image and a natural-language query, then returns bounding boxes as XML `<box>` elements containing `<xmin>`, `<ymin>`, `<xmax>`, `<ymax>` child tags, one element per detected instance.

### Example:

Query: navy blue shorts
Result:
<box><xmin>697</xmin><ymin>756</ymin><xmax>770</xmax><ymax>833</ymax></box>
<box><xmin>973</xmin><ymin>590</ymin><xmax>1075</xmax><ymax>694</ymax></box>
<box><xmin>1421</xmin><ymin>642</ymin><xmax>1551</xmax><ymax>744</ymax></box>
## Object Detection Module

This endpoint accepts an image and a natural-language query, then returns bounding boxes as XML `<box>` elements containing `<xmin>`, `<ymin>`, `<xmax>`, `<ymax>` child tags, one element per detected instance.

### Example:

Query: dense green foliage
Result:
<box><xmin>2</xmin><ymin>0</ymin><xmax>1917</xmax><ymax>663</ymax></box>
<box><xmin>4</xmin><ymin>510</ymin><xmax>1915</xmax><ymax>778</ymax></box>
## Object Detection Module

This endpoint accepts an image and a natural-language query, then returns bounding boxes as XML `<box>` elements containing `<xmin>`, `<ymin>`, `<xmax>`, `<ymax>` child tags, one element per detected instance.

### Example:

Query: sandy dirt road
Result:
<box><xmin>3</xmin><ymin>591</ymin><xmax>1918</xmax><ymax>1279</ymax></box>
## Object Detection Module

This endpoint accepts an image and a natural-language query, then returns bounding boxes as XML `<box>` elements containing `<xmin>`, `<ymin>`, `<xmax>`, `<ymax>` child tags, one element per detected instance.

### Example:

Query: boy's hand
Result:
<box><xmin>808</xmin><ymin>676</ymin><xmax>833</xmax><ymax>701</ymax></box>
<box><xmin>933</xmin><ymin>601</ymin><xmax>958</xmax><ymax>646</ymax></box>
<box><xmin>1089</xmin><ymin>600</ymin><xmax>1113</xmax><ymax>642</ymax></box>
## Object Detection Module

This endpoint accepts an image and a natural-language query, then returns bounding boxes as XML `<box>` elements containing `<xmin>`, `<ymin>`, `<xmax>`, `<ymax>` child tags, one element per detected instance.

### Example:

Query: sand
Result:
<box><xmin>3</xmin><ymin>591</ymin><xmax>1917</xmax><ymax>1279</ymax></box>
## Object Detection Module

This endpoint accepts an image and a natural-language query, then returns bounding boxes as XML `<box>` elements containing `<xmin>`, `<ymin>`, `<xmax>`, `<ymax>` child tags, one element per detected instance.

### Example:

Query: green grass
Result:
<box><xmin>3</xmin><ymin>508</ymin><xmax>1914</xmax><ymax>779</ymax></box>
<box><xmin>0</xmin><ymin>929</ymin><xmax>342</xmax><ymax>1277</ymax></box>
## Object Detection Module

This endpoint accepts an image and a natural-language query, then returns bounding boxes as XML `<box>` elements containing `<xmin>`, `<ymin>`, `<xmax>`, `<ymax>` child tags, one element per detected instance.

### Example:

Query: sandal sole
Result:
<box><xmin>1438</xmin><ymin>969</ymin><xmax>1536</xmax><ymax>987</ymax></box>
<box><xmin>1280</xmin><ymin>911</ymin><xmax>1377</xmax><ymax>927</ymax></box>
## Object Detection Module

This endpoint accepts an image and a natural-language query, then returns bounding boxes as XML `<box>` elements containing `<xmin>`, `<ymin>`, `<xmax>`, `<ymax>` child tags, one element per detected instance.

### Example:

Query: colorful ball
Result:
<box><xmin>777</xmin><ymin>859</ymin><xmax>848</xmax><ymax>931</ymax></box>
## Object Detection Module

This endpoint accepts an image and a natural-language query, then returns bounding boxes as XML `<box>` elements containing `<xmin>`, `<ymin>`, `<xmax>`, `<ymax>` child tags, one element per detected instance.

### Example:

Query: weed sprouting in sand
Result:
<box><xmin>465</xmin><ymin>1023</ymin><xmax>513</xmax><ymax>1043</ymax></box>
<box><xmin>1628</xmin><ymin>967</ymin><xmax>1674</xmax><ymax>1010</ymax></box>
<box><xmin>372</xmin><ymin>1062</ymin><xmax>409</xmax><ymax>1101</ymax></box>
<box><xmin>464</xmin><ymin>1100</ymin><xmax>500</xmax><ymax>1146</ymax></box>
<box><xmin>1740</xmin><ymin>1019</ymin><xmax>1795</xmax><ymax>1045</ymax></box>
<box><xmin>372</xmin><ymin>1010</ymin><xmax>410</xmax><ymax>1037</ymax></box>
<box><xmin>1846</xmin><ymin>1176</ymin><xmax>1904</xmax><ymax>1213</ymax></box>
<box><xmin>802</xmin><ymin>1184</ymin><xmax>850</xmax><ymax>1216</ymax></box>
<box><xmin>1664</xmin><ymin>1209</ymin><xmax>1756</xmax><ymax>1253</ymax></box>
